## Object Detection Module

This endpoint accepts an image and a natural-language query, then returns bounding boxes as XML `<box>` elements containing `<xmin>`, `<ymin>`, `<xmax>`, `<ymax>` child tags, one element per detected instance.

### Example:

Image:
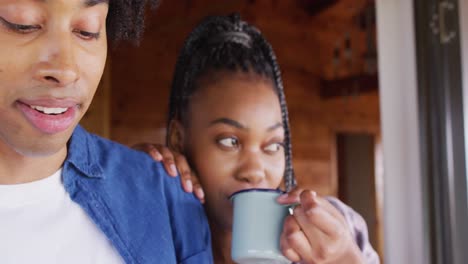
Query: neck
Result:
<box><xmin>210</xmin><ymin>218</ymin><xmax>235</xmax><ymax>264</ymax></box>
<box><xmin>0</xmin><ymin>142</ymin><xmax>66</xmax><ymax>185</ymax></box>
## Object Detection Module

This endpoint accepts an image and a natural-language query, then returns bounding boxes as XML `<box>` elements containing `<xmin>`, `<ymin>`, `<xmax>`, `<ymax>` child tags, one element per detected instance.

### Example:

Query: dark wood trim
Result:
<box><xmin>299</xmin><ymin>0</ymin><xmax>339</xmax><ymax>16</ymax></box>
<box><xmin>414</xmin><ymin>0</ymin><xmax>468</xmax><ymax>263</ymax></box>
<box><xmin>319</xmin><ymin>74</ymin><xmax>378</xmax><ymax>99</ymax></box>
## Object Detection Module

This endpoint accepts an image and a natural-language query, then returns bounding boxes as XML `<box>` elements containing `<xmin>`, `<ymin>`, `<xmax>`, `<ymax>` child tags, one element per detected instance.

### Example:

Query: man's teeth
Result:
<box><xmin>30</xmin><ymin>105</ymin><xmax>68</xmax><ymax>114</ymax></box>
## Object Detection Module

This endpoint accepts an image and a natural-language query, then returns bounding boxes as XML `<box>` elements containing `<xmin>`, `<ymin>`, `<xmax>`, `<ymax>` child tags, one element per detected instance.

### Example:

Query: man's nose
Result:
<box><xmin>34</xmin><ymin>33</ymin><xmax>79</xmax><ymax>87</ymax></box>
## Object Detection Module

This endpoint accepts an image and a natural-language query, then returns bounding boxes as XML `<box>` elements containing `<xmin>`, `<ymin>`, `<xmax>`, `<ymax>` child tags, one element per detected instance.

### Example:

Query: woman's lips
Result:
<box><xmin>17</xmin><ymin>100</ymin><xmax>78</xmax><ymax>134</ymax></box>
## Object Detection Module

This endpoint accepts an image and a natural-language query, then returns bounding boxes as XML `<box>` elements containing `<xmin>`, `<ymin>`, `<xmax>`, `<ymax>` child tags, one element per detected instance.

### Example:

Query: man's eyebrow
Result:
<box><xmin>38</xmin><ymin>0</ymin><xmax>109</xmax><ymax>6</ymax></box>
<box><xmin>84</xmin><ymin>0</ymin><xmax>109</xmax><ymax>7</ymax></box>
<box><xmin>209</xmin><ymin>118</ymin><xmax>247</xmax><ymax>130</ymax></box>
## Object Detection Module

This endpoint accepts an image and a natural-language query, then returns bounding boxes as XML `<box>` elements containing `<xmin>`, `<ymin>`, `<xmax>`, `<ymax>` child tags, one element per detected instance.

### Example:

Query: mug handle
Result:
<box><xmin>287</xmin><ymin>202</ymin><xmax>300</xmax><ymax>215</ymax></box>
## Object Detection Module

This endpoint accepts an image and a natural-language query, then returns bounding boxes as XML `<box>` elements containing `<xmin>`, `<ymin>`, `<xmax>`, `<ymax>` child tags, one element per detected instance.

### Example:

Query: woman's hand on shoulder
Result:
<box><xmin>277</xmin><ymin>188</ymin><xmax>364</xmax><ymax>264</ymax></box>
<box><xmin>132</xmin><ymin>143</ymin><xmax>205</xmax><ymax>203</ymax></box>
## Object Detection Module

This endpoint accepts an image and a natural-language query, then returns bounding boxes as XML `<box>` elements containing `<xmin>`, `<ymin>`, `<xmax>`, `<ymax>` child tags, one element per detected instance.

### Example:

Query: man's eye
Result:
<box><xmin>0</xmin><ymin>17</ymin><xmax>41</xmax><ymax>34</ymax></box>
<box><xmin>264</xmin><ymin>142</ymin><xmax>283</xmax><ymax>153</ymax></box>
<box><xmin>73</xmin><ymin>29</ymin><xmax>100</xmax><ymax>40</ymax></box>
<box><xmin>218</xmin><ymin>137</ymin><xmax>239</xmax><ymax>148</ymax></box>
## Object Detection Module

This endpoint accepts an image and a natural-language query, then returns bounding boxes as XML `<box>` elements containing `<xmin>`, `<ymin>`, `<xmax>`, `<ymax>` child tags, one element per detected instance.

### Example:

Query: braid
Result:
<box><xmin>168</xmin><ymin>16</ymin><xmax>229</xmax><ymax>125</ymax></box>
<box><xmin>254</xmin><ymin>35</ymin><xmax>296</xmax><ymax>191</ymax></box>
<box><xmin>167</xmin><ymin>14</ymin><xmax>296</xmax><ymax>190</ymax></box>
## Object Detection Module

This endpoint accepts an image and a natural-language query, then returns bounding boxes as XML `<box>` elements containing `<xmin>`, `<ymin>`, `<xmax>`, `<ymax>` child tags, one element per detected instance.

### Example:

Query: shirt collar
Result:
<box><xmin>65</xmin><ymin>125</ymin><xmax>104</xmax><ymax>179</ymax></box>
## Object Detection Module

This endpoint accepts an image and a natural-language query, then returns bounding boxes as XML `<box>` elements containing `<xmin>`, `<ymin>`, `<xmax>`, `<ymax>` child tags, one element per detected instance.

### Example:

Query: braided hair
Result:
<box><xmin>107</xmin><ymin>0</ymin><xmax>160</xmax><ymax>43</ymax></box>
<box><xmin>167</xmin><ymin>14</ymin><xmax>296</xmax><ymax>191</ymax></box>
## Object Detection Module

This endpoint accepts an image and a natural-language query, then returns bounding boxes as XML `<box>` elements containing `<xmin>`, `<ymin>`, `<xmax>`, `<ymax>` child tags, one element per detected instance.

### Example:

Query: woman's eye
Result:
<box><xmin>0</xmin><ymin>17</ymin><xmax>41</xmax><ymax>34</ymax></box>
<box><xmin>218</xmin><ymin>137</ymin><xmax>239</xmax><ymax>148</ymax></box>
<box><xmin>73</xmin><ymin>29</ymin><xmax>100</xmax><ymax>40</ymax></box>
<box><xmin>264</xmin><ymin>142</ymin><xmax>283</xmax><ymax>153</ymax></box>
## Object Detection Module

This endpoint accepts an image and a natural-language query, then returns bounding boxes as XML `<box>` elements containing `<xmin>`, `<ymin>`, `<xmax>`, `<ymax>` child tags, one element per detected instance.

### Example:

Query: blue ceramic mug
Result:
<box><xmin>230</xmin><ymin>188</ymin><xmax>291</xmax><ymax>264</ymax></box>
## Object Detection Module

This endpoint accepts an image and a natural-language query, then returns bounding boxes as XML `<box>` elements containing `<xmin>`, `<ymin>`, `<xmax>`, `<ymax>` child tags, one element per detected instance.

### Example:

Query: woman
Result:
<box><xmin>137</xmin><ymin>14</ymin><xmax>379</xmax><ymax>264</ymax></box>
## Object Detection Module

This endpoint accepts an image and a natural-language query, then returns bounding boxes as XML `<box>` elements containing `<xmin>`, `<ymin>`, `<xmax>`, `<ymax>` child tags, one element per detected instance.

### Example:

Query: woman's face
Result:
<box><xmin>183</xmin><ymin>71</ymin><xmax>285</xmax><ymax>229</ymax></box>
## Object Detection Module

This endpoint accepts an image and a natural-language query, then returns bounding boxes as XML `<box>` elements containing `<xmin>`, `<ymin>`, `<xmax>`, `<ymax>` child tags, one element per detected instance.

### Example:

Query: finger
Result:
<box><xmin>190</xmin><ymin>171</ymin><xmax>205</xmax><ymax>203</ymax></box>
<box><xmin>317</xmin><ymin>197</ymin><xmax>348</xmax><ymax>226</ymax></box>
<box><xmin>287</xmin><ymin>231</ymin><xmax>316</xmax><ymax>263</ymax></box>
<box><xmin>159</xmin><ymin>146</ymin><xmax>178</xmax><ymax>176</ymax></box>
<box><xmin>294</xmin><ymin>191</ymin><xmax>343</xmax><ymax>238</ymax></box>
<box><xmin>287</xmin><ymin>228</ymin><xmax>337</xmax><ymax>264</ymax></box>
<box><xmin>282</xmin><ymin>247</ymin><xmax>301</xmax><ymax>263</ymax></box>
<box><xmin>280</xmin><ymin>216</ymin><xmax>302</xmax><ymax>262</ymax></box>
<box><xmin>277</xmin><ymin>186</ymin><xmax>304</xmax><ymax>204</ymax></box>
<box><xmin>294</xmin><ymin>193</ymin><xmax>357</xmax><ymax>263</ymax></box>
<box><xmin>282</xmin><ymin>216</ymin><xmax>314</xmax><ymax>263</ymax></box>
<box><xmin>301</xmin><ymin>192</ymin><xmax>348</xmax><ymax>236</ymax></box>
<box><xmin>173</xmin><ymin>154</ymin><xmax>194</xmax><ymax>192</ymax></box>
<box><xmin>283</xmin><ymin>215</ymin><xmax>301</xmax><ymax>236</ymax></box>
<box><xmin>132</xmin><ymin>143</ymin><xmax>163</xmax><ymax>161</ymax></box>
<box><xmin>300</xmin><ymin>190</ymin><xmax>320</xmax><ymax>210</ymax></box>
<box><xmin>280</xmin><ymin>238</ymin><xmax>301</xmax><ymax>262</ymax></box>
<box><xmin>148</xmin><ymin>144</ymin><xmax>164</xmax><ymax>161</ymax></box>
<box><xmin>193</xmin><ymin>184</ymin><xmax>205</xmax><ymax>203</ymax></box>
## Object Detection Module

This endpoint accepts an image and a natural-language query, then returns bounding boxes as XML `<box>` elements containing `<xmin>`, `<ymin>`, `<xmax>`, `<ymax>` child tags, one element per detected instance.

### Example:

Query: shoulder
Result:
<box><xmin>90</xmin><ymin>135</ymin><xmax>213</xmax><ymax>263</ymax></box>
<box><xmin>88</xmin><ymin>132</ymin><xmax>155</xmax><ymax>166</ymax></box>
<box><xmin>79</xmin><ymin>130</ymin><xmax>207</xmax><ymax>218</ymax></box>
<box><xmin>86</xmin><ymin>131</ymin><xmax>169</xmax><ymax>181</ymax></box>
<box><xmin>67</xmin><ymin>128</ymin><xmax>213</xmax><ymax>262</ymax></box>
<box><xmin>69</xmin><ymin>125</ymin><xmax>158</xmax><ymax>168</ymax></box>
<box><xmin>68</xmin><ymin>126</ymin><xmax>177</xmax><ymax>198</ymax></box>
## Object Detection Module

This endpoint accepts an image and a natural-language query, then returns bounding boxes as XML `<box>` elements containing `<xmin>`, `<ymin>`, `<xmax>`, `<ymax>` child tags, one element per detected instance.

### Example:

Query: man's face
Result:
<box><xmin>0</xmin><ymin>0</ymin><xmax>108</xmax><ymax>156</ymax></box>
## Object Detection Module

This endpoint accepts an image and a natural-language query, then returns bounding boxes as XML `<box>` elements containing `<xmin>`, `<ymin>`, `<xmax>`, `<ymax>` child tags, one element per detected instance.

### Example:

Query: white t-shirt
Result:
<box><xmin>0</xmin><ymin>169</ymin><xmax>124</xmax><ymax>264</ymax></box>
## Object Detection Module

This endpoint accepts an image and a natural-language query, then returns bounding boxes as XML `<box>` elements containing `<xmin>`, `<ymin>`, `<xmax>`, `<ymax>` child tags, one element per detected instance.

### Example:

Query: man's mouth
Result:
<box><xmin>17</xmin><ymin>100</ymin><xmax>78</xmax><ymax>134</ymax></box>
<box><xmin>29</xmin><ymin>105</ymin><xmax>69</xmax><ymax>115</ymax></box>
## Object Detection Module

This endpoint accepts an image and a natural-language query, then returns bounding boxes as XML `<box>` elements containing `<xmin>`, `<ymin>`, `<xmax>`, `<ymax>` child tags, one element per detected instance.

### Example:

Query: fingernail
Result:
<box><xmin>170</xmin><ymin>164</ymin><xmax>177</xmax><ymax>176</ymax></box>
<box><xmin>310</xmin><ymin>190</ymin><xmax>319</xmax><ymax>200</ymax></box>
<box><xmin>185</xmin><ymin>179</ymin><xmax>193</xmax><ymax>192</ymax></box>
<box><xmin>196</xmin><ymin>188</ymin><xmax>205</xmax><ymax>200</ymax></box>
<box><xmin>310</xmin><ymin>192</ymin><xmax>320</xmax><ymax>206</ymax></box>
<box><xmin>151</xmin><ymin>150</ymin><xmax>163</xmax><ymax>161</ymax></box>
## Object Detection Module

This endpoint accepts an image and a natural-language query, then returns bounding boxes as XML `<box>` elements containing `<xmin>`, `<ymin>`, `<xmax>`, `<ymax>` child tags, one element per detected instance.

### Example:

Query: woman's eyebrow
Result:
<box><xmin>267</xmin><ymin>122</ymin><xmax>283</xmax><ymax>132</ymax></box>
<box><xmin>209</xmin><ymin>118</ymin><xmax>247</xmax><ymax>130</ymax></box>
<box><xmin>209</xmin><ymin>118</ymin><xmax>282</xmax><ymax>132</ymax></box>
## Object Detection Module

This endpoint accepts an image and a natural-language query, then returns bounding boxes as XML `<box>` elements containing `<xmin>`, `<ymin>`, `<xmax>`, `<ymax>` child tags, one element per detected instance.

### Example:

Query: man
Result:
<box><xmin>0</xmin><ymin>0</ymin><xmax>212</xmax><ymax>263</ymax></box>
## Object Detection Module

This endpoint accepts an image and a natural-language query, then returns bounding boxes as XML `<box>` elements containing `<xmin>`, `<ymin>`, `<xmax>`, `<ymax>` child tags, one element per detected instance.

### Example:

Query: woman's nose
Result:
<box><xmin>234</xmin><ymin>151</ymin><xmax>266</xmax><ymax>185</ymax></box>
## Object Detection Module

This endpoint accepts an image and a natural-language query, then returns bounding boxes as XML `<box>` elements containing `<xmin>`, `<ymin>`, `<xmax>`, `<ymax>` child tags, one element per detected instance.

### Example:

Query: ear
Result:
<box><xmin>167</xmin><ymin>120</ymin><xmax>185</xmax><ymax>153</ymax></box>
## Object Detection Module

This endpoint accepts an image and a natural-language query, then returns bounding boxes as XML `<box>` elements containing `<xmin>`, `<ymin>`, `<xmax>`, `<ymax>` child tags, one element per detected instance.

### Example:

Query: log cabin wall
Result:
<box><xmin>106</xmin><ymin>0</ymin><xmax>380</xmax><ymax>196</ymax></box>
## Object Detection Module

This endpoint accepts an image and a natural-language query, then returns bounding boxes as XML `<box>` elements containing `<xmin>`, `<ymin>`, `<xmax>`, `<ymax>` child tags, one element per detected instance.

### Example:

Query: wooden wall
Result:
<box><xmin>106</xmin><ymin>0</ymin><xmax>380</xmax><ymax>195</ymax></box>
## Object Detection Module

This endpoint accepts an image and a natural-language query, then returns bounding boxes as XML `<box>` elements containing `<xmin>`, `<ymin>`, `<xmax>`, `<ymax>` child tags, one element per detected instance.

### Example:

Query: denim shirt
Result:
<box><xmin>61</xmin><ymin>126</ymin><xmax>213</xmax><ymax>264</ymax></box>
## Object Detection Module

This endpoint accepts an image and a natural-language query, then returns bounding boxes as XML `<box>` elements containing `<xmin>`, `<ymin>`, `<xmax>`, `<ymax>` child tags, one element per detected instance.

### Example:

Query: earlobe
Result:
<box><xmin>168</xmin><ymin>120</ymin><xmax>185</xmax><ymax>153</ymax></box>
